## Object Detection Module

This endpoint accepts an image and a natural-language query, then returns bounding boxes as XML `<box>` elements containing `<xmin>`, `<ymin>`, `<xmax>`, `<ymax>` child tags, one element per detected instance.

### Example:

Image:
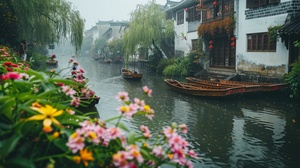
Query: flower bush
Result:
<box><xmin>0</xmin><ymin>45</ymin><xmax>199</xmax><ymax>167</ymax></box>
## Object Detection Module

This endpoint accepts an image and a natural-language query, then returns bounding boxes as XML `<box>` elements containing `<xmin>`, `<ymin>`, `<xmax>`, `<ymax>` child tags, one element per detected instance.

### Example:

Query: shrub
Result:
<box><xmin>285</xmin><ymin>41</ymin><xmax>300</xmax><ymax>99</ymax></box>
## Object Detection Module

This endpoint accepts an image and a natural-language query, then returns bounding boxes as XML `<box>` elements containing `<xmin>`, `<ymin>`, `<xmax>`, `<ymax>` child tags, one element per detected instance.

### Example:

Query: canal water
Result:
<box><xmin>54</xmin><ymin>54</ymin><xmax>300</xmax><ymax>168</ymax></box>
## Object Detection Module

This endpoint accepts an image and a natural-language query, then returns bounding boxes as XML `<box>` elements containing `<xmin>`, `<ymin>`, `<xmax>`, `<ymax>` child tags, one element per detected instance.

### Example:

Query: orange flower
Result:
<box><xmin>73</xmin><ymin>148</ymin><xmax>95</xmax><ymax>167</ymax></box>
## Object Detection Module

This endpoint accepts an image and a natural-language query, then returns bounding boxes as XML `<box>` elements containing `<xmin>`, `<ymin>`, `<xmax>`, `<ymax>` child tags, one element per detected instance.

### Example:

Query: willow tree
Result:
<box><xmin>1</xmin><ymin>0</ymin><xmax>84</xmax><ymax>51</ymax></box>
<box><xmin>123</xmin><ymin>0</ymin><xmax>174</xmax><ymax>66</ymax></box>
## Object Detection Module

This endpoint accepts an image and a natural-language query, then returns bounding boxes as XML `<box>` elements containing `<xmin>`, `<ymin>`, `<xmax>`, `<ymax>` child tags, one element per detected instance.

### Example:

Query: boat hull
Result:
<box><xmin>121</xmin><ymin>68</ymin><xmax>143</xmax><ymax>80</ymax></box>
<box><xmin>186</xmin><ymin>77</ymin><xmax>263</xmax><ymax>93</ymax></box>
<box><xmin>164</xmin><ymin>79</ymin><xmax>246</xmax><ymax>97</ymax></box>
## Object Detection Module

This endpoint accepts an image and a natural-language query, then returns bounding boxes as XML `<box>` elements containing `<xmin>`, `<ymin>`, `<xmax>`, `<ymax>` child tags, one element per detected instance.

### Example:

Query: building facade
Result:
<box><xmin>166</xmin><ymin>0</ymin><xmax>300</xmax><ymax>78</ymax></box>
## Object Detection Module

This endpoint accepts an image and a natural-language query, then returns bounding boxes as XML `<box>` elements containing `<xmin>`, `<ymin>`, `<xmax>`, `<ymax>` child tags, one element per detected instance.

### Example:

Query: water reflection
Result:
<box><xmin>53</xmin><ymin>55</ymin><xmax>300</xmax><ymax>168</ymax></box>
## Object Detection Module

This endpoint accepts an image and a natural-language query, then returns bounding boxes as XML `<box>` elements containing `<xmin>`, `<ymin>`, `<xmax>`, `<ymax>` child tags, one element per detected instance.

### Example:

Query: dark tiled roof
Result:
<box><xmin>278</xmin><ymin>15</ymin><xmax>300</xmax><ymax>35</ymax></box>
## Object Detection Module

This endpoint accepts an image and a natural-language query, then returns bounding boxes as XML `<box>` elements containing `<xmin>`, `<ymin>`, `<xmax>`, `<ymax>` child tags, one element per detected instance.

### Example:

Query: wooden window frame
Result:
<box><xmin>247</xmin><ymin>32</ymin><xmax>276</xmax><ymax>52</ymax></box>
<box><xmin>187</xmin><ymin>7</ymin><xmax>201</xmax><ymax>22</ymax></box>
<box><xmin>177</xmin><ymin>10</ymin><xmax>184</xmax><ymax>25</ymax></box>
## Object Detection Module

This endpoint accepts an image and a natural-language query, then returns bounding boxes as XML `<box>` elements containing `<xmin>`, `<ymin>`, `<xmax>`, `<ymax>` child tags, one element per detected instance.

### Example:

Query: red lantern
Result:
<box><xmin>231</xmin><ymin>41</ymin><xmax>236</xmax><ymax>48</ymax></box>
<box><xmin>231</xmin><ymin>37</ymin><xmax>236</xmax><ymax>41</ymax></box>
<box><xmin>213</xmin><ymin>0</ymin><xmax>218</xmax><ymax>6</ymax></box>
<box><xmin>209</xmin><ymin>45</ymin><xmax>214</xmax><ymax>50</ymax></box>
<box><xmin>185</xmin><ymin>8</ymin><xmax>189</xmax><ymax>11</ymax></box>
<box><xmin>209</xmin><ymin>40</ymin><xmax>213</xmax><ymax>45</ymax></box>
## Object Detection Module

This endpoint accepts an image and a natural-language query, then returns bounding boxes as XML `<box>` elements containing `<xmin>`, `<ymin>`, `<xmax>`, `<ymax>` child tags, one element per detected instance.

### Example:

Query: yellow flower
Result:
<box><xmin>144</xmin><ymin>105</ymin><xmax>151</xmax><ymax>112</ymax></box>
<box><xmin>28</xmin><ymin>104</ymin><xmax>63</xmax><ymax>127</ymax></box>
<box><xmin>73</xmin><ymin>148</ymin><xmax>95</xmax><ymax>167</ymax></box>
<box><xmin>53</xmin><ymin>132</ymin><xmax>60</xmax><ymax>138</ymax></box>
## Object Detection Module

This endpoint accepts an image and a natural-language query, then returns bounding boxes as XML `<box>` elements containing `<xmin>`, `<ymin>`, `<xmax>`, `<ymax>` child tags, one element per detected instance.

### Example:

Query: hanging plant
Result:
<box><xmin>197</xmin><ymin>16</ymin><xmax>235</xmax><ymax>36</ymax></box>
<box><xmin>268</xmin><ymin>25</ymin><xmax>282</xmax><ymax>43</ymax></box>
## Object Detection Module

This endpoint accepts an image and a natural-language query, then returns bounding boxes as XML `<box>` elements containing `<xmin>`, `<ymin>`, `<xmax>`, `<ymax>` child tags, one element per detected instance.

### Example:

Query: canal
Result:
<box><xmin>54</xmin><ymin>54</ymin><xmax>300</xmax><ymax>168</ymax></box>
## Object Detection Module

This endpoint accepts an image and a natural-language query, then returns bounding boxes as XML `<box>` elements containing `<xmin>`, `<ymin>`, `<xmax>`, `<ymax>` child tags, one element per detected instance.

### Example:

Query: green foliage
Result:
<box><xmin>123</xmin><ymin>0</ymin><xmax>174</xmax><ymax>56</ymax></box>
<box><xmin>156</xmin><ymin>58</ymin><xmax>174</xmax><ymax>74</ymax></box>
<box><xmin>30</xmin><ymin>52</ymin><xmax>48</xmax><ymax>70</ymax></box>
<box><xmin>0</xmin><ymin>45</ymin><xmax>199</xmax><ymax>168</ymax></box>
<box><xmin>91</xmin><ymin>37</ymin><xmax>107</xmax><ymax>56</ymax></box>
<box><xmin>0</xmin><ymin>0</ymin><xmax>84</xmax><ymax>51</ymax></box>
<box><xmin>268</xmin><ymin>25</ymin><xmax>282</xmax><ymax>42</ymax></box>
<box><xmin>107</xmin><ymin>38</ymin><xmax>124</xmax><ymax>61</ymax></box>
<box><xmin>285</xmin><ymin>59</ymin><xmax>300</xmax><ymax>98</ymax></box>
<box><xmin>285</xmin><ymin>40</ymin><xmax>300</xmax><ymax>98</ymax></box>
<box><xmin>163</xmin><ymin>51</ymin><xmax>203</xmax><ymax>77</ymax></box>
<box><xmin>147</xmin><ymin>49</ymin><xmax>162</xmax><ymax>72</ymax></box>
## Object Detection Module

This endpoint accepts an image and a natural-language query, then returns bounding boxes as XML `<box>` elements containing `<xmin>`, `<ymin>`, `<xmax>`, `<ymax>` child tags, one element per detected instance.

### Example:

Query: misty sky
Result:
<box><xmin>68</xmin><ymin>0</ymin><xmax>168</xmax><ymax>30</ymax></box>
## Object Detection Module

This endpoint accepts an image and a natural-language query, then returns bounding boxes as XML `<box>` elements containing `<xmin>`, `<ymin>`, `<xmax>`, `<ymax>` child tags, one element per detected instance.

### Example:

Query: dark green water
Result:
<box><xmin>55</xmin><ymin>55</ymin><xmax>300</xmax><ymax>168</ymax></box>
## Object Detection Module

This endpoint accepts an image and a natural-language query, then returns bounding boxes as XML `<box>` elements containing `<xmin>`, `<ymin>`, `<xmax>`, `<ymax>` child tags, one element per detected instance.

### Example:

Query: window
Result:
<box><xmin>177</xmin><ymin>10</ymin><xmax>184</xmax><ymax>25</ymax></box>
<box><xmin>246</xmin><ymin>0</ymin><xmax>280</xmax><ymax>8</ymax></box>
<box><xmin>247</xmin><ymin>33</ymin><xmax>276</xmax><ymax>52</ymax></box>
<box><xmin>192</xmin><ymin>39</ymin><xmax>198</xmax><ymax>50</ymax></box>
<box><xmin>202</xmin><ymin>0</ymin><xmax>231</xmax><ymax>23</ymax></box>
<box><xmin>187</xmin><ymin>7</ymin><xmax>201</xmax><ymax>22</ymax></box>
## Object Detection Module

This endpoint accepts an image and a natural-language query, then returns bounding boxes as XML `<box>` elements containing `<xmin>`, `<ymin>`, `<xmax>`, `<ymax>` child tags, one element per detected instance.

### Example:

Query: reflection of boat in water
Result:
<box><xmin>164</xmin><ymin>79</ymin><xmax>245</xmax><ymax>97</ymax></box>
<box><xmin>121</xmin><ymin>68</ymin><xmax>143</xmax><ymax>80</ymax></box>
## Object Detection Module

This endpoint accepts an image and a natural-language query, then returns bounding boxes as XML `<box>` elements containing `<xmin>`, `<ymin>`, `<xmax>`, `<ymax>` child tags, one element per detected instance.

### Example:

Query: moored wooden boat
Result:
<box><xmin>46</xmin><ymin>60</ymin><xmax>58</xmax><ymax>67</ymax></box>
<box><xmin>164</xmin><ymin>79</ymin><xmax>246</xmax><ymax>97</ymax></box>
<box><xmin>186</xmin><ymin>77</ymin><xmax>263</xmax><ymax>93</ymax></box>
<box><xmin>121</xmin><ymin>68</ymin><xmax>143</xmax><ymax>80</ymax></box>
<box><xmin>219</xmin><ymin>79</ymin><xmax>288</xmax><ymax>92</ymax></box>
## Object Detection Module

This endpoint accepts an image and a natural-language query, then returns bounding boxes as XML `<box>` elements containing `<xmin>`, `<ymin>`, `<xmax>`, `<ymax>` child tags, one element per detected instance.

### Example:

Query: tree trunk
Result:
<box><xmin>152</xmin><ymin>39</ymin><xmax>163</xmax><ymax>58</ymax></box>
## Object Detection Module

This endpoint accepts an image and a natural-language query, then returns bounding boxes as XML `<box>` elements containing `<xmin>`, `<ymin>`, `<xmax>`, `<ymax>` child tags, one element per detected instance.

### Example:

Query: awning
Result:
<box><xmin>278</xmin><ymin>15</ymin><xmax>300</xmax><ymax>36</ymax></box>
<box><xmin>278</xmin><ymin>15</ymin><xmax>300</xmax><ymax>49</ymax></box>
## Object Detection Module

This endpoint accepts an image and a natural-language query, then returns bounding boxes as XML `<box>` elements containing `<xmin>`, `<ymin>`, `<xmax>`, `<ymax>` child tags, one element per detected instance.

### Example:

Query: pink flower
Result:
<box><xmin>163</xmin><ymin>126</ymin><xmax>177</xmax><ymax>138</ymax></box>
<box><xmin>133</xmin><ymin>98</ymin><xmax>145</xmax><ymax>110</ymax></box>
<box><xmin>179</xmin><ymin>124</ymin><xmax>188</xmax><ymax>134</ymax></box>
<box><xmin>126</xmin><ymin>145</ymin><xmax>144</xmax><ymax>163</ymax></box>
<box><xmin>116</xmin><ymin>91</ymin><xmax>129</xmax><ymax>102</ymax></box>
<box><xmin>6</xmin><ymin>72</ymin><xmax>20</xmax><ymax>80</ymax></box>
<box><xmin>66</xmin><ymin>131</ymin><xmax>85</xmax><ymax>153</ymax></box>
<box><xmin>69</xmin><ymin>58</ymin><xmax>74</xmax><ymax>63</ymax></box>
<box><xmin>113</xmin><ymin>151</ymin><xmax>130</xmax><ymax>167</ymax></box>
<box><xmin>19</xmin><ymin>73</ymin><xmax>29</xmax><ymax>80</ymax></box>
<box><xmin>71</xmin><ymin>97</ymin><xmax>80</xmax><ymax>107</ymax></box>
<box><xmin>187</xmin><ymin>149</ymin><xmax>198</xmax><ymax>159</ymax></box>
<box><xmin>106</xmin><ymin>127</ymin><xmax>124</xmax><ymax>140</ymax></box>
<box><xmin>140</xmin><ymin>125</ymin><xmax>151</xmax><ymax>138</ymax></box>
<box><xmin>61</xmin><ymin>85</ymin><xmax>76</xmax><ymax>96</ymax></box>
<box><xmin>142</xmin><ymin>86</ymin><xmax>152</xmax><ymax>97</ymax></box>
<box><xmin>151</xmin><ymin>146</ymin><xmax>164</xmax><ymax>158</ymax></box>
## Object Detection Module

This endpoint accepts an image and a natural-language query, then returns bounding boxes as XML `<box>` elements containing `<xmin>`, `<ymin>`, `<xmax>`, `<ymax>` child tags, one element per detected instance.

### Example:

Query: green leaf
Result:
<box><xmin>5</xmin><ymin>157</ymin><xmax>35</xmax><ymax>168</ymax></box>
<box><xmin>116</xmin><ymin>122</ymin><xmax>129</xmax><ymax>132</ymax></box>
<box><xmin>127</xmin><ymin>132</ymin><xmax>136</xmax><ymax>144</ymax></box>
<box><xmin>0</xmin><ymin>98</ymin><xmax>16</xmax><ymax>122</ymax></box>
<box><xmin>12</xmin><ymin>80</ymin><xmax>32</xmax><ymax>92</ymax></box>
<box><xmin>105</xmin><ymin>115</ymin><xmax>122</xmax><ymax>123</ymax></box>
<box><xmin>0</xmin><ymin>133</ymin><xmax>22</xmax><ymax>159</ymax></box>
<box><xmin>53</xmin><ymin>138</ymin><xmax>69</xmax><ymax>152</ymax></box>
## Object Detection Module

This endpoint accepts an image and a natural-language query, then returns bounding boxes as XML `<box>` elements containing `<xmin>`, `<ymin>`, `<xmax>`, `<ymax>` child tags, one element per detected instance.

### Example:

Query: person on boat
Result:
<box><xmin>19</xmin><ymin>40</ymin><xmax>27</xmax><ymax>61</ymax></box>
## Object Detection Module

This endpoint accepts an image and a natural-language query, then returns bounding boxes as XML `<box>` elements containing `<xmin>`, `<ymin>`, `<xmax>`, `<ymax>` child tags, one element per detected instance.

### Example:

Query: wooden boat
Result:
<box><xmin>219</xmin><ymin>79</ymin><xmax>288</xmax><ymax>92</ymax></box>
<box><xmin>46</xmin><ymin>60</ymin><xmax>58</xmax><ymax>67</ymax></box>
<box><xmin>186</xmin><ymin>77</ymin><xmax>263</xmax><ymax>93</ymax></box>
<box><xmin>121</xmin><ymin>68</ymin><xmax>143</xmax><ymax>80</ymax></box>
<box><xmin>164</xmin><ymin>79</ymin><xmax>246</xmax><ymax>97</ymax></box>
